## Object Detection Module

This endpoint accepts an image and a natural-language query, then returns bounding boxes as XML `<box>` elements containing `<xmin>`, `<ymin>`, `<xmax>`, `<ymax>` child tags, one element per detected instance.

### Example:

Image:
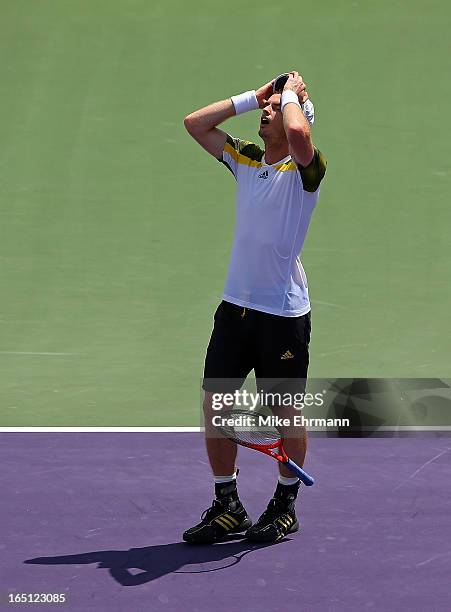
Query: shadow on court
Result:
<box><xmin>24</xmin><ymin>538</ymin><xmax>279</xmax><ymax>586</ymax></box>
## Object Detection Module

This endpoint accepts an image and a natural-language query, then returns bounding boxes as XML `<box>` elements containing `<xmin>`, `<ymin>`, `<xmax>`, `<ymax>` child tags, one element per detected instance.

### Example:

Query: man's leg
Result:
<box><xmin>245</xmin><ymin>404</ymin><xmax>306</xmax><ymax>543</ymax></box>
<box><xmin>183</xmin><ymin>391</ymin><xmax>252</xmax><ymax>543</ymax></box>
<box><xmin>183</xmin><ymin>302</ymin><xmax>254</xmax><ymax>544</ymax></box>
<box><xmin>203</xmin><ymin>391</ymin><xmax>238</xmax><ymax>475</ymax></box>
<box><xmin>277</xmin><ymin>408</ymin><xmax>308</xmax><ymax>477</ymax></box>
<box><xmin>246</xmin><ymin>310</ymin><xmax>311</xmax><ymax>542</ymax></box>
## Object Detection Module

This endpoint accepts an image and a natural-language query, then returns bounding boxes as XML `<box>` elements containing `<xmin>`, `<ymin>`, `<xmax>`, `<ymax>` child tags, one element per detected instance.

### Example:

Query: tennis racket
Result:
<box><xmin>213</xmin><ymin>408</ymin><xmax>315</xmax><ymax>487</ymax></box>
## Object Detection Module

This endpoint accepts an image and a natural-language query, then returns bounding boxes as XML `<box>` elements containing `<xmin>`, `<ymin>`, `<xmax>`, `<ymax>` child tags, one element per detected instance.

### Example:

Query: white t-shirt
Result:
<box><xmin>220</xmin><ymin>135</ymin><xmax>327</xmax><ymax>317</ymax></box>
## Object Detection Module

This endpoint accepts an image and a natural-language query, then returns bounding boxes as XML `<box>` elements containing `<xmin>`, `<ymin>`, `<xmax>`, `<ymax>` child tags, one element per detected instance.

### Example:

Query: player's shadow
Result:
<box><xmin>24</xmin><ymin>537</ymin><xmax>281</xmax><ymax>586</ymax></box>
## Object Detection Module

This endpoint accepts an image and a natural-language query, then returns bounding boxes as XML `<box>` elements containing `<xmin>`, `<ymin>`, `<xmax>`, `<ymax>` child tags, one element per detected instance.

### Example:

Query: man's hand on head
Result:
<box><xmin>281</xmin><ymin>71</ymin><xmax>314</xmax><ymax>167</ymax></box>
<box><xmin>284</xmin><ymin>71</ymin><xmax>309</xmax><ymax>104</ymax></box>
<box><xmin>299</xmin><ymin>88</ymin><xmax>310</xmax><ymax>105</ymax></box>
<box><xmin>255</xmin><ymin>79</ymin><xmax>275</xmax><ymax>109</ymax></box>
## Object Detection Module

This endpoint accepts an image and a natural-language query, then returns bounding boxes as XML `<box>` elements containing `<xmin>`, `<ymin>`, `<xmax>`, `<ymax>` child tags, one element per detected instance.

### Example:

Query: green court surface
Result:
<box><xmin>1</xmin><ymin>1</ymin><xmax>450</xmax><ymax>426</ymax></box>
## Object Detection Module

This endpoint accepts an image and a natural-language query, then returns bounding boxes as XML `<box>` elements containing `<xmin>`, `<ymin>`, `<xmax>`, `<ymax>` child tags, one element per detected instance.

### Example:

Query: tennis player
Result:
<box><xmin>183</xmin><ymin>71</ymin><xmax>326</xmax><ymax>543</ymax></box>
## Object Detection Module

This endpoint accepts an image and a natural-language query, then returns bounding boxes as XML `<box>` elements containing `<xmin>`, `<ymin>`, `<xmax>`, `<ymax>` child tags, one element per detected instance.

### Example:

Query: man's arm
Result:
<box><xmin>184</xmin><ymin>80</ymin><xmax>274</xmax><ymax>161</ymax></box>
<box><xmin>282</xmin><ymin>71</ymin><xmax>314</xmax><ymax>168</ymax></box>
<box><xmin>184</xmin><ymin>100</ymin><xmax>235</xmax><ymax>160</ymax></box>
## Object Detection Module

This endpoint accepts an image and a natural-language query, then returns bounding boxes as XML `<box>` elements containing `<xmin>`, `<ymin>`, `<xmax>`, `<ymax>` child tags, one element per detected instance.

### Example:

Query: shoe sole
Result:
<box><xmin>245</xmin><ymin>520</ymin><xmax>299</xmax><ymax>543</ymax></box>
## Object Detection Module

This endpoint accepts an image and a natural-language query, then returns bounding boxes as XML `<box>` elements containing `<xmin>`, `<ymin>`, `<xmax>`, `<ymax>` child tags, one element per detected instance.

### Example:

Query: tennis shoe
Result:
<box><xmin>183</xmin><ymin>497</ymin><xmax>252</xmax><ymax>544</ymax></box>
<box><xmin>245</xmin><ymin>497</ymin><xmax>298</xmax><ymax>542</ymax></box>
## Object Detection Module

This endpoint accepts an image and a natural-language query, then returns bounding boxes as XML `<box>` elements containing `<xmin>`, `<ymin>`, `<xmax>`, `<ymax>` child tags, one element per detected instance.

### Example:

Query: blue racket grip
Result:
<box><xmin>286</xmin><ymin>459</ymin><xmax>315</xmax><ymax>486</ymax></box>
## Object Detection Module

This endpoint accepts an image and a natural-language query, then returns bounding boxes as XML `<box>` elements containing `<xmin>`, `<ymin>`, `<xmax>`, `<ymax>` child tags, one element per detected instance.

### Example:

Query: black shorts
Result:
<box><xmin>202</xmin><ymin>301</ymin><xmax>311</xmax><ymax>396</ymax></box>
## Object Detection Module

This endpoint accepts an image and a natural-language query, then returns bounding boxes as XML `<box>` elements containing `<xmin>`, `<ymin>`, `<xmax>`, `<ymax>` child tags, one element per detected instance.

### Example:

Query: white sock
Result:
<box><xmin>214</xmin><ymin>472</ymin><xmax>237</xmax><ymax>484</ymax></box>
<box><xmin>278</xmin><ymin>475</ymin><xmax>300</xmax><ymax>486</ymax></box>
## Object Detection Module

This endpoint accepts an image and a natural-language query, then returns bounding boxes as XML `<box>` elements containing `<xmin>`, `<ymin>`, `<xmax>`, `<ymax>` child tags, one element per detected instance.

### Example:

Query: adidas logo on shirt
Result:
<box><xmin>258</xmin><ymin>170</ymin><xmax>269</xmax><ymax>179</ymax></box>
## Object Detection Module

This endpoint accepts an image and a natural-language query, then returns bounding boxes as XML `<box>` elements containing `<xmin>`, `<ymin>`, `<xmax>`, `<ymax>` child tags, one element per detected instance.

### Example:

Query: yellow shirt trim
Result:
<box><xmin>274</xmin><ymin>160</ymin><xmax>297</xmax><ymax>172</ymax></box>
<box><xmin>224</xmin><ymin>142</ymin><xmax>263</xmax><ymax>168</ymax></box>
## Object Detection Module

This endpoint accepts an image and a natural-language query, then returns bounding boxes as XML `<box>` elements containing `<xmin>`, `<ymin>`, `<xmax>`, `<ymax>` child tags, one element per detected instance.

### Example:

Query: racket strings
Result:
<box><xmin>215</xmin><ymin>410</ymin><xmax>281</xmax><ymax>447</ymax></box>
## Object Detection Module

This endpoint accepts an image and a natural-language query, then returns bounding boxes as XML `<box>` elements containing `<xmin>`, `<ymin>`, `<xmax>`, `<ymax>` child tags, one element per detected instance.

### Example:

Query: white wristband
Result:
<box><xmin>281</xmin><ymin>90</ymin><xmax>301</xmax><ymax>112</ymax></box>
<box><xmin>231</xmin><ymin>90</ymin><xmax>259</xmax><ymax>115</ymax></box>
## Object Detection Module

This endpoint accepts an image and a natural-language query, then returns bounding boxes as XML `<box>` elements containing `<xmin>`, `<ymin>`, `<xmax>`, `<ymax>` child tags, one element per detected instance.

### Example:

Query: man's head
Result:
<box><xmin>258</xmin><ymin>93</ymin><xmax>286</xmax><ymax>144</ymax></box>
<box><xmin>258</xmin><ymin>91</ymin><xmax>315</xmax><ymax>145</ymax></box>
<box><xmin>272</xmin><ymin>73</ymin><xmax>290</xmax><ymax>94</ymax></box>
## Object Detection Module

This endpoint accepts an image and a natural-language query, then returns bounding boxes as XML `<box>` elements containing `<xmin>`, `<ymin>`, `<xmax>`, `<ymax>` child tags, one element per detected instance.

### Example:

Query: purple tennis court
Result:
<box><xmin>1</xmin><ymin>433</ymin><xmax>450</xmax><ymax>611</ymax></box>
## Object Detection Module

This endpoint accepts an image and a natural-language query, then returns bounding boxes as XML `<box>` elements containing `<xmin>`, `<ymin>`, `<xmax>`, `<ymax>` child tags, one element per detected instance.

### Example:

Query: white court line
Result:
<box><xmin>0</xmin><ymin>427</ymin><xmax>202</xmax><ymax>432</ymax></box>
<box><xmin>0</xmin><ymin>351</ymin><xmax>81</xmax><ymax>356</ymax></box>
<box><xmin>378</xmin><ymin>426</ymin><xmax>451</xmax><ymax>431</ymax></box>
<box><xmin>0</xmin><ymin>426</ymin><xmax>450</xmax><ymax>433</ymax></box>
